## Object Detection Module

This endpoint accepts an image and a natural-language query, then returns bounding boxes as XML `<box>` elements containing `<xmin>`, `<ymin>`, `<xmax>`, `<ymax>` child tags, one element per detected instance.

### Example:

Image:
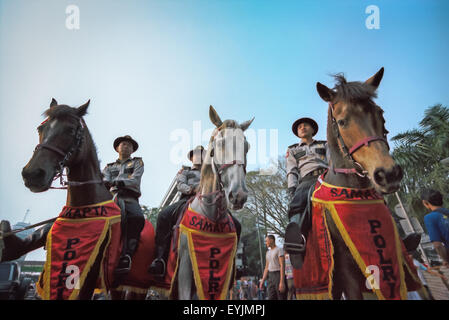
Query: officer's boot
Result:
<box><xmin>284</xmin><ymin>213</ymin><xmax>307</xmax><ymax>269</ymax></box>
<box><xmin>1</xmin><ymin>220</ymin><xmax>52</xmax><ymax>262</ymax></box>
<box><xmin>115</xmin><ymin>216</ymin><xmax>144</xmax><ymax>276</ymax></box>
<box><xmin>148</xmin><ymin>242</ymin><xmax>168</xmax><ymax>278</ymax></box>
<box><xmin>149</xmin><ymin>208</ymin><xmax>174</xmax><ymax>277</ymax></box>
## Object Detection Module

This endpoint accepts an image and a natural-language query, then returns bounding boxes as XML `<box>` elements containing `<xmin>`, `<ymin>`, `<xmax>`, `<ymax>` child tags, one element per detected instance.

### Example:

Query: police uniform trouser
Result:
<box><xmin>122</xmin><ymin>198</ymin><xmax>145</xmax><ymax>256</ymax></box>
<box><xmin>287</xmin><ymin>174</ymin><xmax>320</xmax><ymax>228</ymax></box>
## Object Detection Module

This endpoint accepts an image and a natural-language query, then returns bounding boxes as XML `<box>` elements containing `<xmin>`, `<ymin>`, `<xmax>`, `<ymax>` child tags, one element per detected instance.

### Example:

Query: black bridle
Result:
<box><xmin>34</xmin><ymin>116</ymin><xmax>103</xmax><ymax>188</ymax></box>
<box><xmin>329</xmin><ymin>101</ymin><xmax>390</xmax><ymax>177</ymax></box>
<box><xmin>196</xmin><ymin>132</ymin><xmax>247</xmax><ymax>218</ymax></box>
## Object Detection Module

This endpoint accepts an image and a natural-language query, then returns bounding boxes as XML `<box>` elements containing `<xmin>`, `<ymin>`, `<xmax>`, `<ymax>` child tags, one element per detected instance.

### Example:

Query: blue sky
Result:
<box><xmin>0</xmin><ymin>0</ymin><xmax>448</xmax><ymax>260</ymax></box>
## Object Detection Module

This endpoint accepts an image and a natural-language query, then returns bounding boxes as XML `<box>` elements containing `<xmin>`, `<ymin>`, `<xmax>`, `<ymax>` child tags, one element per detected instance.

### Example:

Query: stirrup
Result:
<box><xmin>149</xmin><ymin>258</ymin><xmax>166</xmax><ymax>277</ymax></box>
<box><xmin>115</xmin><ymin>254</ymin><xmax>132</xmax><ymax>275</ymax></box>
<box><xmin>284</xmin><ymin>222</ymin><xmax>307</xmax><ymax>254</ymax></box>
<box><xmin>284</xmin><ymin>234</ymin><xmax>306</xmax><ymax>253</ymax></box>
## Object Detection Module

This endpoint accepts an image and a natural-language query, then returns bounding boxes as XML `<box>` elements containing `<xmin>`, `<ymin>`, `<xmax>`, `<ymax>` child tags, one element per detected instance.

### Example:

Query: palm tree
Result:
<box><xmin>388</xmin><ymin>104</ymin><xmax>449</xmax><ymax>223</ymax></box>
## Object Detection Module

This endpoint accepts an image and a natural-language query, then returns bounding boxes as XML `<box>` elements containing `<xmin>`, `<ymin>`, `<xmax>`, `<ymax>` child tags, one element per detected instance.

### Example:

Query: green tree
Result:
<box><xmin>141</xmin><ymin>205</ymin><xmax>160</xmax><ymax>226</ymax></box>
<box><xmin>245</xmin><ymin>158</ymin><xmax>290</xmax><ymax>238</ymax></box>
<box><xmin>387</xmin><ymin>104</ymin><xmax>449</xmax><ymax>224</ymax></box>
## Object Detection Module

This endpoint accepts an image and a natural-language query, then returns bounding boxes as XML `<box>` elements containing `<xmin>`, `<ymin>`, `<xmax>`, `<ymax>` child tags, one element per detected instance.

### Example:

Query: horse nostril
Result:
<box><xmin>373</xmin><ymin>168</ymin><xmax>387</xmax><ymax>186</ymax></box>
<box><xmin>22</xmin><ymin>167</ymin><xmax>46</xmax><ymax>182</ymax></box>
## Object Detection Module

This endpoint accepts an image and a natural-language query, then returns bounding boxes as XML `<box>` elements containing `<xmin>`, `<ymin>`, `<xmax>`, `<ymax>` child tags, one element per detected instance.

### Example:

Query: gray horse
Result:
<box><xmin>176</xmin><ymin>106</ymin><xmax>253</xmax><ymax>300</ymax></box>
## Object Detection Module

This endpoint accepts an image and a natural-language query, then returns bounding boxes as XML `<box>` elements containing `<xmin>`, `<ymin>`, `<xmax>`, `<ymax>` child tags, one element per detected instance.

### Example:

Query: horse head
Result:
<box><xmin>22</xmin><ymin>99</ymin><xmax>90</xmax><ymax>192</ymax></box>
<box><xmin>316</xmin><ymin>68</ymin><xmax>402</xmax><ymax>194</ymax></box>
<box><xmin>201</xmin><ymin>105</ymin><xmax>254</xmax><ymax>210</ymax></box>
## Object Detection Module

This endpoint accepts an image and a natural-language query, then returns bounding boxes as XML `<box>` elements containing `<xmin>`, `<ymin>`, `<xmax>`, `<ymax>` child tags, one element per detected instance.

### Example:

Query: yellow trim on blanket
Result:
<box><xmin>167</xmin><ymin>227</ymin><xmax>182</xmax><ymax>299</ymax></box>
<box><xmin>180</xmin><ymin>224</ymin><xmax>237</xmax><ymax>238</ymax></box>
<box><xmin>41</xmin><ymin>223</ymin><xmax>55</xmax><ymax>300</ymax></box>
<box><xmin>322</xmin><ymin>207</ymin><xmax>335</xmax><ymax>300</ymax></box>
<box><xmin>391</xmin><ymin>217</ymin><xmax>411</xmax><ymax>300</ymax></box>
<box><xmin>296</xmin><ymin>292</ymin><xmax>331</xmax><ymax>300</ymax></box>
<box><xmin>326</xmin><ymin>203</ymin><xmax>385</xmax><ymax>300</ymax></box>
<box><xmin>179</xmin><ymin>223</ymin><xmax>237</xmax><ymax>300</ymax></box>
<box><xmin>56</xmin><ymin>215</ymin><xmax>121</xmax><ymax>223</ymax></box>
<box><xmin>65</xmin><ymin>200</ymin><xmax>115</xmax><ymax>208</ymax></box>
<box><xmin>184</xmin><ymin>227</ymin><xmax>205</xmax><ymax>299</ymax></box>
<box><xmin>318</xmin><ymin>180</ymin><xmax>378</xmax><ymax>191</ymax></box>
<box><xmin>312</xmin><ymin>198</ymin><xmax>385</xmax><ymax>205</ymax></box>
<box><xmin>221</xmin><ymin>234</ymin><xmax>237</xmax><ymax>300</ymax></box>
<box><xmin>68</xmin><ymin>219</ymin><xmax>111</xmax><ymax>300</ymax></box>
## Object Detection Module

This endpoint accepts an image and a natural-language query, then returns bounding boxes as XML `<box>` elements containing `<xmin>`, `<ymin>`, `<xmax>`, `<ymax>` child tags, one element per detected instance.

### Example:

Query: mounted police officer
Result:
<box><xmin>102</xmin><ymin>135</ymin><xmax>145</xmax><ymax>275</ymax></box>
<box><xmin>149</xmin><ymin>145</ymin><xmax>205</xmax><ymax>277</ymax></box>
<box><xmin>284</xmin><ymin>117</ymin><xmax>329</xmax><ymax>269</ymax></box>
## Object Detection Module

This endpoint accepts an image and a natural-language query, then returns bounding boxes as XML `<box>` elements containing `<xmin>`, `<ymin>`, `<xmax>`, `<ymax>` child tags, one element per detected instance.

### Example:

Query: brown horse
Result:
<box><xmin>3</xmin><ymin>99</ymin><xmax>155</xmax><ymax>299</ymax></box>
<box><xmin>293</xmin><ymin>68</ymin><xmax>421</xmax><ymax>300</ymax></box>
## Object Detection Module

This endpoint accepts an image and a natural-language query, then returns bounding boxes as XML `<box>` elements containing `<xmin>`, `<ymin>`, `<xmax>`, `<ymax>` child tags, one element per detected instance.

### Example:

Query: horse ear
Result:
<box><xmin>316</xmin><ymin>82</ymin><xmax>335</xmax><ymax>102</ymax></box>
<box><xmin>209</xmin><ymin>105</ymin><xmax>223</xmax><ymax>128</ymax></box>
<box><xmin>77</xmin><ymin>99</ymin><xmax>90</xmax><ymax>117</ymax></box>
<box><xmin>365</xmin><ymin>67</ymin><xmax>384</xmax><ymax>89</ymax></box>
<box><xmin>50</xmin><ymin>98</ymin><xmax>58</xmax><ymax>108</ymax></box>
<box><xmin>240</xmin><ymin>117</ymin><xmax>254</xmax><ymax>131</ymax></box>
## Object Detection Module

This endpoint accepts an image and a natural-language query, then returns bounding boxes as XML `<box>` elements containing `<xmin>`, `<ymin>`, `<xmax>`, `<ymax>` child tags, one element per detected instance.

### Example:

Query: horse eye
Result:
<box><xmin>337</xmin><ymin>119</ymin><xmax>347</xmax><ymax>127</ymax></box>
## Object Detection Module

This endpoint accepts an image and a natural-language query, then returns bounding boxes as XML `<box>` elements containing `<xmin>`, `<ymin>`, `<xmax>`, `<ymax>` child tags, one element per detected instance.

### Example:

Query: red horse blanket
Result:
<box><xmin>162</xmin><ymin>206</ymin><xmax>238</xmax><ymax>300</ymax></box>
<box><xmin>36</xmin><ymin>200</ymin><xmax>122</xmax><ymax>300</ymax></box>
<box><xmin>294</xmin><ymin>177</ymin><xmax>422</xmax><ymax>300</ymax></box>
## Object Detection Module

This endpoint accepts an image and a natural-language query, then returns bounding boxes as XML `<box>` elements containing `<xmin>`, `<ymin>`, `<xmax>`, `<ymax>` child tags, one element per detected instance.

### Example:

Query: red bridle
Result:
<box><xmin>329</xmin><ymin>102</ymin><xmax>390</xmax><ymax>177</ymax></box>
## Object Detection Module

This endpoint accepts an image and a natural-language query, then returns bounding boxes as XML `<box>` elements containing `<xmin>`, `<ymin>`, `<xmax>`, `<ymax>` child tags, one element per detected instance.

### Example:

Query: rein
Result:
<box><xmin>35</xmin><ymin>116</ymin><xmax>103</xmax><ymax>189</ymax></box>
<box><xmin>329</xmin><ymin>101</ymin><xmax>389</xmax><ymax>177</ymax></box>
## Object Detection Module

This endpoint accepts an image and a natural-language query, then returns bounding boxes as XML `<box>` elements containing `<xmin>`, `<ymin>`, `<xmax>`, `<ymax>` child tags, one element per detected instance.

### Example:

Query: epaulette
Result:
<box><xmin>107</xmin><ymin>162</ymin><xmax>115</xmax><ymax>167</ymax></box>
<box><xmin>314</xmin><ymin>140</ymin><xmax>327</xmax><ymax>145</ymax></box>
<box><xmin>288</xmin><ymin>143</ymin><xmax>299</xmax><ymax>149</ymax></box>
<box><xmin>133</xmin><ymin>157</ymin><xmax>142</xmax><ymax>160</ymax></box>
<box><xmin>178</xmin><ymin>165</ymin><xmax>191</xmax><ymax>174</ymax></box>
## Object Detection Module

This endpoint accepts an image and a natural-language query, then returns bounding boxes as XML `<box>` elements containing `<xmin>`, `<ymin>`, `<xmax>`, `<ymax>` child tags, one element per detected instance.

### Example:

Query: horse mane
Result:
<box><xmin>332</xmin><ymin>73</ymin><xmax>378</xmax><ymax>106</ymax></box>
<box><xmin>44</xmin><ymin>104</ymin><xmax>81</xmax><ymax>119</ymax></box>
<box><xmin>42</xmin><ymin>105</ymin><xmax>102</xmax><ymax>172</ymax></box>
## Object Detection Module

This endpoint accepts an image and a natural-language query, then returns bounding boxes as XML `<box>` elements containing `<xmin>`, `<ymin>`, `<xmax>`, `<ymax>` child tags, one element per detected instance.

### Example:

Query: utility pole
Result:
<box><xmin>395</xmin><ymin>192</ymin><xmax>429</xmax><ymax>264</ymax></box>
<box><xmin>23</xmin><ymin>209</ymin><xmax>30</xmax><ymax>223</ymax></box>
<box><xmin>256</xmin><ymin>211</ymin><xmax>264</xmax><ymax>276</ymax></box>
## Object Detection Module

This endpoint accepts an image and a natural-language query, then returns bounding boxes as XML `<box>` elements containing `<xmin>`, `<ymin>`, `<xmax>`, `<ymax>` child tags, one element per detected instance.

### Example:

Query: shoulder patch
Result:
<box><xmin>288</xmin><ymin>143</ymin><xmax>299</xmax><ymax>149</ymax></box>
<box><xmin>133</xmin><ymin>157</ymin><xmax>144</xmax><ymax>165</ymax></box>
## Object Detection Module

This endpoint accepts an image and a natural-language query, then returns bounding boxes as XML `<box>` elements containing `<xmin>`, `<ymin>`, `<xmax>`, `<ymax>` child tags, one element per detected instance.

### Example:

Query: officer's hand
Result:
<box><xmin>113</xmin><ymin>180</ymin><xmax>125</xmax><ymax>188</ymax></box>
<box><xmin>288</xmin><ymin>187</ymin><xmax>296</xmax><ymax>200</ymax></box>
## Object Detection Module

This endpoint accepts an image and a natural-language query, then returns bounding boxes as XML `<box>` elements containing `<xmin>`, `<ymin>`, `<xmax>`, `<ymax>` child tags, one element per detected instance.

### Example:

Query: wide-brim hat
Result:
<box><xmin>114</xmin><ymin>135</ymin><xmax>139</xmax><ymax>152</ymax></box>
<box><xmin>292</xmin><ymin>117</ymin><xmax>318</xmax><ymax>137</ymax></box>
<box><xmin>188</xmin><ymin>145</ymin><xmax>205</xmax><ymax>160</ymax></box>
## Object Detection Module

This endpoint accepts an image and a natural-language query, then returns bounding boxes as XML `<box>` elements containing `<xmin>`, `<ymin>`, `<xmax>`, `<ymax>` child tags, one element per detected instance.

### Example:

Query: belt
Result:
<box><xmin>305</xmin><ymin>168</ymin><xmax>326</xmax><ymax>178</ymax></box>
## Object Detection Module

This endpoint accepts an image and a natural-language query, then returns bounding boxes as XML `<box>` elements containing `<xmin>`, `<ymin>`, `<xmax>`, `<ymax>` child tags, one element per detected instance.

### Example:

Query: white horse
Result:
<box><xmin>176</xmin><ymin>106</ymin><xmax>253</xmax><ymax>299</ymax></box>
